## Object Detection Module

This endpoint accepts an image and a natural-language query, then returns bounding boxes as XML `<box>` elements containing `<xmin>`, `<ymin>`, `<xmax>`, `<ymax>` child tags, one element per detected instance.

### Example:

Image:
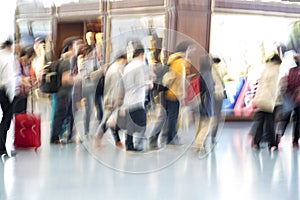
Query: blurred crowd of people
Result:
<box><xmin>0</xmin><ymin>33</ymin><xmax>224</xmax><ymax>156</ymax></box>
<box><xmin>1</xmin><ymin>31</ymin><xmax>300</xmax><ymax>157</ymax></box>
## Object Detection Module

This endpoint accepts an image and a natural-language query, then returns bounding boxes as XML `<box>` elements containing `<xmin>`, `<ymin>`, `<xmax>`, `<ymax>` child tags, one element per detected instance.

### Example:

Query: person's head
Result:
<box><xmin>199</xmin><ymin>54</ymin><xmax>212</xmax><ymax>73</ymax></box>
<box><xmin>174</xmin><ymin>40</ymin><xmax>193</xmax><ymax>53</ymax></box>
<box><xmin>132</xmin><ymin>43</ymin><xmax>144</xmax><ymax>59</ymax></box>
<box><xmin>1</xmin><ymin>39</ymin><xmax>13</xmax><ymax>50</ymax></box>
<box><xmin>114</xmin><ymin>51</ymin><xmax>127</xmax><ymax>64</ymax></box>
<box><xmin>33</xmin><ymin>37</ymin><xmax>46</xmax><ymax>55</ymax></box>
<box><xmin>85</xmin><ymin>32</ymin><xmax>95</xmax><ymax>46</ymax></box>
<box><xmin>153</xmin><ymin>38</ymin><xmax>163</xmax><ymax>63</ymax></box>
<box><xmin>95</xmin><ymin>32</ymin><xmax>103</xmax><ymax>45</ymax></box>
<box><xmin>211</xmin><ymin>55</ymin><xmax>221</xmax><ymax>64</ymax></box>
<box><xmin>20</xmin><ymin>46</ymin><xmax>35</xmax><ymax>64</ymax></box>
<box><xmin>266</xmin><ymin>53</ymin><xmax>282</xmax><ymax>64</ymax></box>
<box><xmin>62</xmin><ymin>36</ymin><xmax>83</xmax><ymax>56</ymax></box>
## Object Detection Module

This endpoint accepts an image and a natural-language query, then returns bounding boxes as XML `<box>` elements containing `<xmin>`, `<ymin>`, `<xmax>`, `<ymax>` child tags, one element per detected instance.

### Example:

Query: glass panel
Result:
<box><xmin>210</xmin><ymin>13</ymin><xmax>298</xmax><ymax>115</ymax></box>
<box><xmin>17</xmin><ymin>20</ymin><xmax>51</xmax><ymax>46</ymax></box>
<box><xmin>109</xmin><ymin>15</ymin><xmax>166</xmax><ymax>62</ymax></box>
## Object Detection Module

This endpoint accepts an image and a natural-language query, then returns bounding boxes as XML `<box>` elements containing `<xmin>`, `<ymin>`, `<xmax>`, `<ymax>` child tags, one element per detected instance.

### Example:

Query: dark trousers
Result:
<box><xmin>95</xmin><ymin>94</ymin><xmax>104</xmax><ymax>122</ymax></box>
<box><xmin>253</xmin><ymin>111</ymin><xmax>276</xmax><ymax>147</ymax></box>
<box><xmin>0</xmin><ymin>89</ymin><xmax>13</xmax><ymax>152</ymax></box>
<box><xmin>164</xmin><ymin>99</ymin><xmax>180</xmax><ymax>144</ymax></box>
<box><xmin>98</xmin><ymin>119</ymin><xmax>121</xmax><ymax>143</ymax></box>
<box><xmin>125</xmin><ymin>107</ymin><xmax>146</xmax><ymax>149</ymax></box>
<box><xmin>13</xmin><ymin>95</ymin><xmax>27</xmax><ymax>114</ymax></box>
<box><xmin>66</xmin><ymin>99</ymin><xmax>74</xmax><ymax>140</ymax></box>
<box><xmin>275</xmin><ymin>105</ymin><xmax>300</xmax><ymax>142</ymax></box>
<box><xmin>51</xmin><ymin>92</ymin><xmax>73</xmax><ymax>142</ymax></box>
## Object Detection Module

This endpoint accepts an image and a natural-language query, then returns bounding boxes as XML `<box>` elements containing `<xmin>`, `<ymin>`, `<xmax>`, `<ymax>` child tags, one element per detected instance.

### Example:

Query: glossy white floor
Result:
<box><xmin>0</xmin><ymin>97</ymin><xmax>299</xmax><ymax>200</ymax></box>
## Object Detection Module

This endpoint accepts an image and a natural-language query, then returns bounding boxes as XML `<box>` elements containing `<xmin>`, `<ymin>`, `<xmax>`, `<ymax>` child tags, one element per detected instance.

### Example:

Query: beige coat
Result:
<box><xmin>253</xmin><ymin>61</ymin><xmax>280</xmax><ymax>113</ymax></box>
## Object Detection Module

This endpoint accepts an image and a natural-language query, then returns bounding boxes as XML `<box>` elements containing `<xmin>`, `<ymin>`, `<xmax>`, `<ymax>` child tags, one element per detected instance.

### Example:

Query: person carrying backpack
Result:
<box><xmin>50</xmin><ymin>36</ymin><xmax>83</xmax><ymax>144</ymax></box>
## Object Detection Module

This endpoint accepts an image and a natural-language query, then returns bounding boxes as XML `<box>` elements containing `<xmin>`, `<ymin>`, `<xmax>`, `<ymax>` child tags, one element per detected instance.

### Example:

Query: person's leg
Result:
<box><xmin>84</xmin><ymin>93</ymin><xmax>93</xmax><ymax>135</ymax></box>
<box><xmin>194</xmin><ymin>116</ymin><xmax>211</xmax><ymax>151</ymax></box>
<box><xmin>130</xmin><ymin>108</ymin><xmax>147</xmax><ymax>150</ymax></box>
<box><xmin>95</xmin><ymin>93</ymin><xmax>104</xmax><ymax>123</ymax></box>
<box><xmin>125</xmin><ymin>108</ymin><xmax>146</xmax><ymax>151</ymax></box>
<box><xmin>276</xmin><ymin>105</ymin><xmax>292</xmax><ymax>137</ymax></box>
<box><xmin>292</xmin><ymin>106</ymin><xmax>300</xmax><ymax>147</ymax></box>
<box><xmin>50</xmin><ymin>94</ymin><xmax>68</xmax><ymax>143</ymax></box>
<box><xmin>67</xmin><ymin>98</ymin><xmax>75</xmax><ymax>141</ymax></box>
<box><xmin>252</xmin><ymin>111</ymin><xmax>264</xmax><ymax>148</ymax></box>
<box><xmin>265</xmin><ymin>112</ymin><xmax>277</xmax><ymax>149</ymax></box>
<box><xmin>0</xmin><ymin>89</ymin><xmax>13</xmax><ymax>153</ymax></box>
<box><xmin>165</xmin><ymin>100</ymin><xmax>180</xmax><ymax>144</ymax></box>
<box><xmin>111</xmin><ymin>125</ymin><xmax>122</xmax><ymax>146</ymax></box>
<box><xmin>149</xmin><ymin>103</ymin><xmax>167</xmax><ymax>149</ymax></box>
<box><xmin>210</xmin><ymin>98</ymin><xmax>223</xmax><ymax>144</ymax></box>
<box><xmin>275</xmin><ymin>105</ymin><xmax>292</xmax><ymax>146</ymax></box>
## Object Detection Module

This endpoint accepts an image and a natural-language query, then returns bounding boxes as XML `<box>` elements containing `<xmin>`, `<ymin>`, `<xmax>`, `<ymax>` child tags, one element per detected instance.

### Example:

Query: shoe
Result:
<box><xmin>115</xmin><ymin>141</ymin><xmax>123</xmax><ymax>148</ymax></box>
<box><xmin>292</xmin><ymin>141</ymin><xmax>299</xmax><ymax>148</ymax></box>
<box><xmin>50</xmin><ymin>139</ymin><xmax>61</xmax><ymax>144</ymax></box>
<box><xmin>269</xmin><ymin>145</ymin><xmax>278</xmax><ymax>152</ymax></box>
<box><xmin>126</xmin><ymin>147</ymin><xmax>142</xmax><ymax>152</ymax></box>
<box><xmin>126</xmin><ymin>143</ymin><xmax>143</xmax><ymax>152</ymax></box>
<box><xmin>149</xmin><ymin>144</ymin><xmax>160</xmax><ymax>151</ymax></box>
<box><xmin>276</xmin><ymin>134</ymin><xmax>282</xmax><ymax>146</ymax></box>
<box><xmin>65</xmin><ymin>137</ymin><xmax>82</xmax><ymax>144</ymax></box>
<box><xmin>65</xmin><ymin>139</ymin><xmax>75</xmax><ymax>144</ymax></box>
<box><xmin>251</xmin><ymin>143</ymin><xmax>260</xmax><ymax>150</ymax></box>
<box><xmin>198</xmin><ymin>148</ymin><xmax>208</xmax><ymax>159</ymax></box>
<box><xmin>247</xmin><ymin>134</ymin><xmax>254</xmax><ymax>146</ymax></box>
<box><xmin>0</xmin><ymin>150</ymin><xmax>8</xmax><ymax>155</ymax></box>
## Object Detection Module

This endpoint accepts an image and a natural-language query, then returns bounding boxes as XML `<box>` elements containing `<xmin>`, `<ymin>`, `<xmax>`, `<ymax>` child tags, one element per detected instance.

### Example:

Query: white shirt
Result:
<box><xmin>0</xmin><ymin>49</ymin><xmax>19</xmax><ymax>101</ymax></box>
<box><xmin>123</xmin><ymin>58</ymin><xmax>146</xmax><ymax>109</ymax></box>
<box><xmin>279</xmin><ymin>50</ymin><xmax>298</xmax><ymax>79</ymax></box>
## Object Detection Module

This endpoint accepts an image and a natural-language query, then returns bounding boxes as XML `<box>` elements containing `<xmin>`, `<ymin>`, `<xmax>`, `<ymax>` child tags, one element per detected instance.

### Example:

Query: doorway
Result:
<box><xmin>55</xmin><ymin>21</ymin><xmax>84</xmax><ymax>59</ymax></box>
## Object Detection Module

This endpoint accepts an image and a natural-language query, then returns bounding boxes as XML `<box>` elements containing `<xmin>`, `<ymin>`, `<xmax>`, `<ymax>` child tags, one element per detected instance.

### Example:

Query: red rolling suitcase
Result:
<box><xmin>14</xmin><ymin>85</ymin><xmax>41</xmax><ymax>149</ymax></box>
<box><xmin>14</xmin><ymin>113</ymin><xmax>41</xmax><ymax>148</ymax></box>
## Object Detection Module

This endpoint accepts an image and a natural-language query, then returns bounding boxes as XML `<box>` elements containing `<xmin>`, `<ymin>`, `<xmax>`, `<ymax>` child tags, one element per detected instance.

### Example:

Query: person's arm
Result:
<box><xmin>59</xmin><ymin>60</ymin><xmax>80</xmax><ymax>86</ymax></box>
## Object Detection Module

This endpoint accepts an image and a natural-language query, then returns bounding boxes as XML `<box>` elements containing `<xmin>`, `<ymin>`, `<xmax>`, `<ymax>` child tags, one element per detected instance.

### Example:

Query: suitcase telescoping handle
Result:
<box><xmin>29</xmin><ymin>77</ymin><xmax>34</xmax><ymax>114</ymax></box>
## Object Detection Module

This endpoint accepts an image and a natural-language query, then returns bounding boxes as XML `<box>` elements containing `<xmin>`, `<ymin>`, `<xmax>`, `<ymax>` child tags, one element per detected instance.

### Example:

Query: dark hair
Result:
<box><xmin>266</xmin><ymin>54</ymin><xmax>282</xmax><ymax>64</ymax></box>
<box><xmin>62</xmin><ymin>36</ymin><xmax>82</xmax><ymax>54</ymax></box>
<box><xmin>175</xmin><ymin>40</ymin><xmax>192</xmax><ymax>53</ymax></box>
<box><xmin>20</xmin><ymin>46</ymin><xmax>35</xmax><ymax>58</ymax></box>
<box><xmin>2</xmin><ymin>39</ymin><xmax>13</xmax><ymax>48</ymax></box>
<box><xmin>211</xmin><ymin>54</ymin><xmax>221</xmax><ymax>64</ymax></box>
<box><xmin>132</xmin><ymin>44</ymin><xmax>144</xmax><ymax>58</ymax></box>
<box><xmin>114</xmin><ymin>51</ymin><xmax>127</xmax><ymax>61</ymax></box>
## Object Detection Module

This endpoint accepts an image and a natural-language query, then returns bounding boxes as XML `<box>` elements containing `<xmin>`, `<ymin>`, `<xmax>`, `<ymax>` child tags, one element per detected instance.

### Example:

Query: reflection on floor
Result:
<box><xmin>0</xmin><ymin>98</ymin><xmax>299</xmax><ymax>200</ymax></box>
